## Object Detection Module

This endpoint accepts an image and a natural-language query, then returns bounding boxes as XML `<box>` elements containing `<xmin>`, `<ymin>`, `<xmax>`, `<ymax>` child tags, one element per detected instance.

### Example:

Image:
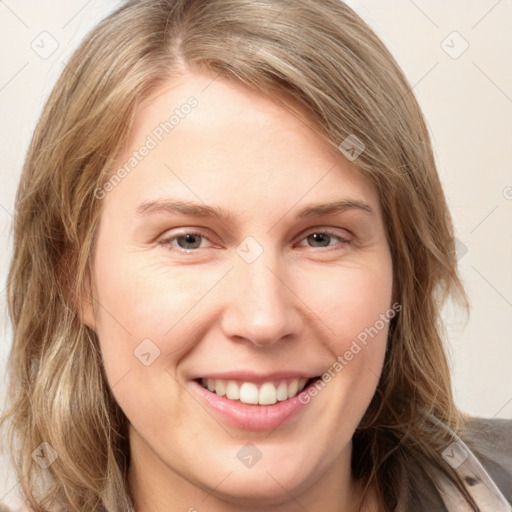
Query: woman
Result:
<box><xmin>1</xmin><ymin>0</ymin><xmax>511</xmax><ymax>511</ymax></box>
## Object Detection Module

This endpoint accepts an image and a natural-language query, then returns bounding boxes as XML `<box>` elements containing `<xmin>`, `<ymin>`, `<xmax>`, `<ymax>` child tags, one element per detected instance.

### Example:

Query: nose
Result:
<box><xmin>219</xmin><ymin>248</ymin><xmax>303</xmax><ymax>347</ymax></box>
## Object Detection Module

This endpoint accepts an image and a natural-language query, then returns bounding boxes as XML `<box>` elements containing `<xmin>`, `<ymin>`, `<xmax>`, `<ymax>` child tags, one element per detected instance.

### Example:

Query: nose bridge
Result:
<box><xmin>220</xmin><ymin>239</ymin><xmax>299</xmax><ymax>346</ymax></box>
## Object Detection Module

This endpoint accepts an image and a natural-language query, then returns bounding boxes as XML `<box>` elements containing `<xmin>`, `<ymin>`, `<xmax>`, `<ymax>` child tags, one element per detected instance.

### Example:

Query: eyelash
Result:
<box><xmin>158</xmin><ymin>228</ymin><xmax>352</xmax><ymax>254</ymax></box>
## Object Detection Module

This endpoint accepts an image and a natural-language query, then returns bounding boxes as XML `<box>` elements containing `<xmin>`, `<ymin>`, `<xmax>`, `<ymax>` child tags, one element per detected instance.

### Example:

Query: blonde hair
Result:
<box><xmin>2</xmin><ymin>0</ymin><xmax>470</xmax><ymax>510</ymax></box>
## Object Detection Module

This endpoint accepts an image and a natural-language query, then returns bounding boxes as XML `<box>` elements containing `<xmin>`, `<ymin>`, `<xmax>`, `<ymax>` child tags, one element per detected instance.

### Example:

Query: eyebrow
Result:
<box><xmin>135</xmin><ymin>198</ymin><xmax>374</xmax><ymax>221</ymax></box>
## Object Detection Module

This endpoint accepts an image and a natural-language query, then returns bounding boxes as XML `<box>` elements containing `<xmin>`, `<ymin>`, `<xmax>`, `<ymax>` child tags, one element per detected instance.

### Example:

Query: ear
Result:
<box><xmin>78</xmin><ymin>268</ymin><xmax>97</xmax><ymax>331</ymax></box>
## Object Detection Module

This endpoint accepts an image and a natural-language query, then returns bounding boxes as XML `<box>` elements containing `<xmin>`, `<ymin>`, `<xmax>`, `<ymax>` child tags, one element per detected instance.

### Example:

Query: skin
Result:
<box><xmin>81</xmin><ymin>71</ymin><xmax>393</xmax><ymax>512</ymax></box>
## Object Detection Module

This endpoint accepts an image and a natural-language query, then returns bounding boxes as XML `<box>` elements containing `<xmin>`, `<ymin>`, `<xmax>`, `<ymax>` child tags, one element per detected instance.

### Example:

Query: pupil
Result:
<box><xmin>179</xmin><ymin>234</ymin><xmax>201</xmax><ymax>249</ymax></box>
<box><xmin>310</xmin><ymin>233</ymin><xmax>329</xmax><ymax>247</ymax></box>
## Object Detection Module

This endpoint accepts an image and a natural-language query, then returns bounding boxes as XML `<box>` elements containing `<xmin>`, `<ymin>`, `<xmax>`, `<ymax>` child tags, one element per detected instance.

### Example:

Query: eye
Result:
<box><xmin>157</xmin><ymin>228</ymin><xmax>352</xmax><ymax>254</ymax></box>
<box><xmin>296</xmin><ymin>229</ymin><xmax>352</xmax><ymax>250</ymax></box>
<box><xmin>158</xmin><ymin>230</ymin><xmax>215</xmax><ymax>252</ymax></box>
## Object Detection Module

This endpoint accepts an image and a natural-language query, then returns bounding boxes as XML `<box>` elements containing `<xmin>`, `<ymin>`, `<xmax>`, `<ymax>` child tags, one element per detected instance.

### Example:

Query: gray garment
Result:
<box><xmin>445</xmin><ymin>417</ymin><xmax>512</xmax><ymax>511</ymax></box>
<box><xmin>396</xmin><ymin>417</ymin><xmax>512</xmax><ymax>511</ymax></box>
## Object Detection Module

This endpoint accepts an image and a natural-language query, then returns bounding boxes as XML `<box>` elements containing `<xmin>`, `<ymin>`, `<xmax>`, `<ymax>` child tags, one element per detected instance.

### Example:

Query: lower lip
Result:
<box><xmin>189</xmin><ymin>380</ymin><xmax>312</xmax><ymax>431</ymax></box>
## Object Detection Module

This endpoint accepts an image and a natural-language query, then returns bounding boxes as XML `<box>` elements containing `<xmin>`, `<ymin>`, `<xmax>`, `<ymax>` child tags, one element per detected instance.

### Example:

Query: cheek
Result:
<box><xmin>91</xmin><ymin>246</ymin><xmax>228</xmax><ymax>390</ymax></box>
<box><xmin>93</xmin><ymin>240</ymin><xmax>204</xmax><ymax>335</ymax></box>
<box><xmin>293</xmin><ymin>257</ymin><xmax>393</xmax><ymax>409</ymax></box>
<box><xmin>296</xmin><ymin>255</ymin><xmax>393</xmax><ymax>346</ymax></box>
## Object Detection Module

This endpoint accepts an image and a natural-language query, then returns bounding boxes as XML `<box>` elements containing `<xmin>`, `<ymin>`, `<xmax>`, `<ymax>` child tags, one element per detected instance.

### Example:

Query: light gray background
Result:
<box><xmin>1</xmin><ymin>0</ymin><xmax>511</xmax><ymax>508</ymax></box>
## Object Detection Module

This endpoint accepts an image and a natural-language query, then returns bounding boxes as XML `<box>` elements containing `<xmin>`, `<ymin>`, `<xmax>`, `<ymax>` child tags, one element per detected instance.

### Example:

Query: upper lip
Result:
<box><xmin>191</xmin><ymin>371</ymin><xmax>319</xmax><ymax>383</ymax></box>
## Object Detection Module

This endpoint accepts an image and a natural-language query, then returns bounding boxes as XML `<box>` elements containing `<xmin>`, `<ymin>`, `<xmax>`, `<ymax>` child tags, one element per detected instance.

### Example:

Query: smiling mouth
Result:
<box><xmin>196</xmin><ymin>377</ymin><xmax>318</xmax><ymax>405</ymax></box>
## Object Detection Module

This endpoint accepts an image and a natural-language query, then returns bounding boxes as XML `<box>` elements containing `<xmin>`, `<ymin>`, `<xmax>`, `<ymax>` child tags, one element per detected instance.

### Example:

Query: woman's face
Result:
<box><xmin>83</xmin><ymin>72</ymin><xmax>394</xmax><ymax>508</ymax></box>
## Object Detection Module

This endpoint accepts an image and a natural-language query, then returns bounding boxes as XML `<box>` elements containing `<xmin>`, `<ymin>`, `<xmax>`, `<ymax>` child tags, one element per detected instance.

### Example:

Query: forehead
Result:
<box><xmin>104</xmin><ymin>72</ymin><xmax>381</xmax><ymax>220</ymax></box>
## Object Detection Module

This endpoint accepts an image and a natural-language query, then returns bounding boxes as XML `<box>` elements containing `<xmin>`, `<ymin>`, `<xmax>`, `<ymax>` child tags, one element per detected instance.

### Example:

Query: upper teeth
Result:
<box><xmin>201</xmin><ymin>378</ymin><xmax>309</xmax><ymax>405</ymax></box>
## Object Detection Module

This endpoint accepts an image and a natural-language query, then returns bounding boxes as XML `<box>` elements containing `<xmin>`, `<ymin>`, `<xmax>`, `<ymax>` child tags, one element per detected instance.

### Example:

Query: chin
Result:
<box><xmin>199</xmin><ymin>472</ymin><xmax>307</xmax><ymax>506</ymax></box>
<box><xmin>190</xmin><ymin>448</ymin><xmax>322</xmax><ymax>505</ymax></box>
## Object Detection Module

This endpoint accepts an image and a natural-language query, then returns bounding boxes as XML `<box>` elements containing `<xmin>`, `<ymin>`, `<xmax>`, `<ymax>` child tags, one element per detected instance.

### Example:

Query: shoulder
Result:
<box><xmin>459</xmin><ymin>416</ymin><xmax>512</xmax><ymax>503</ymax></box>
<box><xmin>460</xmin><ymin>416</ymin><xmax>512</xmax><ymax>470</ymax></box>
<box><xmin>395</xmin><ymin>416</ymin><xmax>512</xmax><ymax>512</ymax></box>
